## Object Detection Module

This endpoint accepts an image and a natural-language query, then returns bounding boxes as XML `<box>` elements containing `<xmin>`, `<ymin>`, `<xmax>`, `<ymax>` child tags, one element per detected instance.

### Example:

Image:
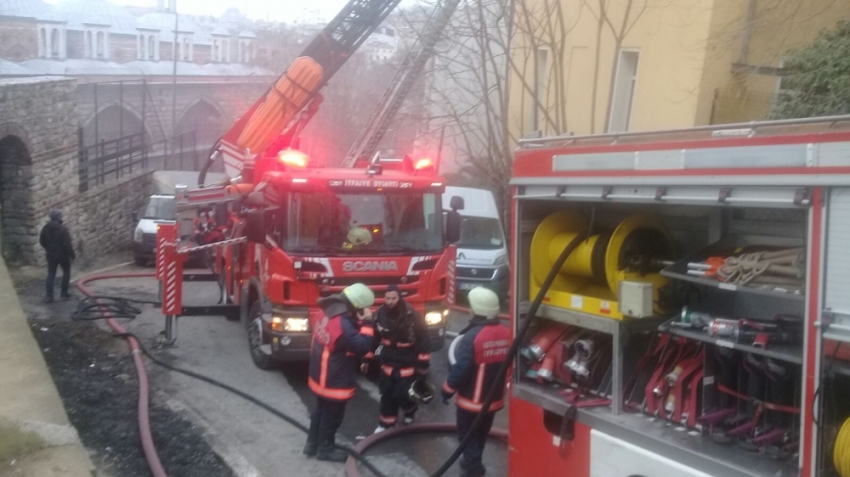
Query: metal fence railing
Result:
<box><xmin>78</xmin><ymin>129</ymin><xmax>199</xmax><ymax>192</ymax></box>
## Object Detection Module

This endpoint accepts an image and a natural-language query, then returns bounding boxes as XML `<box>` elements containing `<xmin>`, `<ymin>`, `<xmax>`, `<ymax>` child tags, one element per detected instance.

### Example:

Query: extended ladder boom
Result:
<box><xmin>210</xmin><ymin>0</ymin><xmax>405</xmax><ymax>182</ymax></box>
<box><xmin>341</xmin><ymin>0</ymin><xmax>461</xmax><ymax>167</ymax></box>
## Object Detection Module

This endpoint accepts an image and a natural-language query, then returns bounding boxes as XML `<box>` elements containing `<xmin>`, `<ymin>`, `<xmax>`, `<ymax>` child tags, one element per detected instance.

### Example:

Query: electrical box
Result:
<box><xmin>618</xmin><ymin>281</ymin><xmax>653</xmax><ymax>318</ymax></box>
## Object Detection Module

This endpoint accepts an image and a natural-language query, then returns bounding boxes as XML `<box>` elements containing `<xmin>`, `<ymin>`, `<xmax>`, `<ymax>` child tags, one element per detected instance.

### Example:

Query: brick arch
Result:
<box><xmin>0</xmin><ymin>129</ymin><xmax>35</xmax><ymax>264</ymax></box>
<box><xmin>176</xmin><ymin>98</ymin><xmax>226</xmax><ymax>149</ymax></box>
<box><xmin>82</xmin><ymin>101</ymin><xmax>148</xmax><ymax>147</ymax></box>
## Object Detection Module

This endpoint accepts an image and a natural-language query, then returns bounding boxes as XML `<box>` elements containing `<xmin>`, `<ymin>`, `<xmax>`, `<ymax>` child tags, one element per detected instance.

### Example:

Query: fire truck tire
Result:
<box><xmin>248</xmin><ymin>301</ymin><xmax>280</xmax><ymax>370</ymax></box>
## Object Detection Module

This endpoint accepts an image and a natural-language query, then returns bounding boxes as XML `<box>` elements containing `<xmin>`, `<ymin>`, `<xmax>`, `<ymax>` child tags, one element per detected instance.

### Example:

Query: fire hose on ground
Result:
<box><xmin>73</xmin><ymin>221</ymin><xmax>587</xmax><ymax>477</ymax></box>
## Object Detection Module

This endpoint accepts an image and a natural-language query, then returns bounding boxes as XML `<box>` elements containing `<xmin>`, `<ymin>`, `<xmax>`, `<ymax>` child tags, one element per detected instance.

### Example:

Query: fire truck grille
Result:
<box><xmin>317</xmin><ymin>276</ymin><xmax>420</xmax><ymax>298</ymax></box>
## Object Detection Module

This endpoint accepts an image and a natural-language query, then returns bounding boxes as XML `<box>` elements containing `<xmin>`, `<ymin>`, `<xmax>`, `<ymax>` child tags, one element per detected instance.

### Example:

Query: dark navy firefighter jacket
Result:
<box><xmin>308</xmin><ymin>295</ymin><xmax>375</xmax><ymax>401</ymax></box>
<box><xmin>442</xmin><ymin>317</ymin><xmax>511</xmax><ymax>412</ymax></box>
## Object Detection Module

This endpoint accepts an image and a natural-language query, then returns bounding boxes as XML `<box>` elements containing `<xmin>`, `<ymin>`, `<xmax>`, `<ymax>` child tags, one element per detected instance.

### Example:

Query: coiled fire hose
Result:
<box><xmin>835</xmin><ymin>417</ymin><xmax>850</xmax><ymax>477</ymax></box>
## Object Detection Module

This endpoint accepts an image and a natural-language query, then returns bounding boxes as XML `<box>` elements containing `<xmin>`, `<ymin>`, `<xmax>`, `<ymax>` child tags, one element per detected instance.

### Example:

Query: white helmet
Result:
<box><xmin>347</xmin><ymin>227</ymin><xmax>372</xmax><ymax>245</ymax></box>
<box><xmin>468</xmin><ymin>287</ymin><xmax>500</xmax><ymax>319</ymax></box>
<box><xmin>343</xmin><ymin>283</ymin><xmax>375</xmax><ymax>309</ymax></box>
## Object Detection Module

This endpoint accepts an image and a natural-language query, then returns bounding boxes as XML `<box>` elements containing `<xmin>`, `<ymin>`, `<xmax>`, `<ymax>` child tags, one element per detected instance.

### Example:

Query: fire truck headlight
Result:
<box><xmin>283</xmin><ymin>317</ymin><xmax>309</xmax><ymax>332</ymax></box>
<box><xmin>425</xmin><ymin>311</ymin><xmax>445</xmax><ymax>326</ymax></box>
<box><xmin>133</xmin><ymin>227</ymin><xmax>144</xmax><ymax>243</ymax></box>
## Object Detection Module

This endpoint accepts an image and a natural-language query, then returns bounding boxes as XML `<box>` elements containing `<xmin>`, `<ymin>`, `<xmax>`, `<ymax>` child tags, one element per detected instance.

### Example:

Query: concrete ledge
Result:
<box><xmin>0</xmin><ymin>259</ymin><xmax>93</xmax><ymax>476</ymax></box>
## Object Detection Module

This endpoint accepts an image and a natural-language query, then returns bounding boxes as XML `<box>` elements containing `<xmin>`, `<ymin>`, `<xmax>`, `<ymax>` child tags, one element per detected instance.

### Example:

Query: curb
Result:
<box><xmin>160</xmin><ymin>393</ymin><xmax>264</xmax><ymax>477</ymax></box>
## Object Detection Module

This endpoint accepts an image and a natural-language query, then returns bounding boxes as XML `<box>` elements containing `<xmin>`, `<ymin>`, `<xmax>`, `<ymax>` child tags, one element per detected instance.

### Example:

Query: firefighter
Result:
<box><xmin>441</xmin><ymin>287</ymin><xmax>510</xmax><ymax>477</ymax></box>
<box><xmin>304</xmin><ymin>283</ymin><xmax>376</xmax><ymax>463</ymax></box>
<box><xmin>370</xmin><ymin>284</ymin><xmax>431</xmax><ymax>433</ymax></box>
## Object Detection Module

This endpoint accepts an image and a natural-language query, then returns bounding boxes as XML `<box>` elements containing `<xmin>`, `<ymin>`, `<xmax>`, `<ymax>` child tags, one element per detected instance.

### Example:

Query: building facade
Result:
<box><xmin>508</xmin><ymin>0</ymin><xmax>850</xmax><ymax>138</ymax></box>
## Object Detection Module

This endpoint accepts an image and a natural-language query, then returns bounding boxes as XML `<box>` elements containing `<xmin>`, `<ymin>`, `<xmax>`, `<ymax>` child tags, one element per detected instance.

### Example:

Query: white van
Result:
<box><xmin>443</xmin><ymin>186</ymin><xmax>509</xmax><ymax>299</ymax></box>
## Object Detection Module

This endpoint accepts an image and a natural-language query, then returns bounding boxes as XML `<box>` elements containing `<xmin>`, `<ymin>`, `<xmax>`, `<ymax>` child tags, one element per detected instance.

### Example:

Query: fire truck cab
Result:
<box><xmin>236</xmin><ymin>153</ymin><xmax>458</xmax><ymax>367</ymax></box>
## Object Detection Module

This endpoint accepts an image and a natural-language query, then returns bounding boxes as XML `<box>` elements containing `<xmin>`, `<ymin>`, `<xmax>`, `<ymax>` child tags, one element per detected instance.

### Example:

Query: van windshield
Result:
<box><xmin>457</xmin><ymin>216</ymin><xmax>504</xmax><ymax>250</ymax></box>
<box><xmin>143</xmin><ymin>197</ymin><xmax>175</xmax><ymax>220</ymax></box>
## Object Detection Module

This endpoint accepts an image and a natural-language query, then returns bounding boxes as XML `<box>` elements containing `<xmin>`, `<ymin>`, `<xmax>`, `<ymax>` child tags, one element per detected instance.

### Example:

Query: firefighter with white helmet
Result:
<box><xmin>304</xmin><ymin>283</ymin><xmax>376</xmax><ymax>462</ymax></box>
<box><xmin>441</xmin><ymin>287</ymin><xmax>510</xmax><ymax>477</ymax></box>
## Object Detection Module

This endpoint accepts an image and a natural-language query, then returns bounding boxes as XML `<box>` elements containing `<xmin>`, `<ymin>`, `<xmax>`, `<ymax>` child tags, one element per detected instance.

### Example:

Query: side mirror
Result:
<box><xmin>445</xmin><ymin>210</ymin><xmax>461</xmax><ymax>244</ymax></box>
<box><xmin>245</xmin><ymin>210</ymin><xmax>266</xmax><ymax>244</ymax></box>
<box><xmin>131</xmin><ymin>212</ymin><xmax>138</xmax><ymax>223</ymax></box>
<box><xmin>450</xmin><ymin>195</ymin><xmax>464</xmax><ymax>211</ymax></box>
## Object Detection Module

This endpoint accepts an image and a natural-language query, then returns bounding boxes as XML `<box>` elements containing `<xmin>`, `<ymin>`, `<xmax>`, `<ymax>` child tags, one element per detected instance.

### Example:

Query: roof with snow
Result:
<box><xmin>19</xmin><ymin>57</ymin><xmax>274</xmax><ymax>77</ymax></box>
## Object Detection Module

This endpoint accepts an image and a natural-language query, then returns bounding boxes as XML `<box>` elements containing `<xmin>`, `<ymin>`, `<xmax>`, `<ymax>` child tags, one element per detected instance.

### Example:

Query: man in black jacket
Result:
<box><xmin>39</xmin><ymin>210</ymin><xmax>75</xmax><ymax>303</ymax></box>
<box><xmin>371</xmin><ymin>284</ymin><xmax>431</xmax><ymax>433</ymax></box>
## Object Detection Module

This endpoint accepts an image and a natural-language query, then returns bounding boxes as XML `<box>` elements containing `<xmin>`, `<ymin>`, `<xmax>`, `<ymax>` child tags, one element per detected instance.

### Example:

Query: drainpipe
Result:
<box><xmin>739</xmin><ymin>0</ymin><xmax>757</xmax><ymax>66</ymax></box>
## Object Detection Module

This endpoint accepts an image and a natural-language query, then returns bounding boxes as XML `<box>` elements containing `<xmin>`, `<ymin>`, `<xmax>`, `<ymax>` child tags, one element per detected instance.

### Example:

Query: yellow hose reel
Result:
<box><xmin>530</xmin><ymin>211</ymin><xmax>674</xmax><ymax>319</ymax></box>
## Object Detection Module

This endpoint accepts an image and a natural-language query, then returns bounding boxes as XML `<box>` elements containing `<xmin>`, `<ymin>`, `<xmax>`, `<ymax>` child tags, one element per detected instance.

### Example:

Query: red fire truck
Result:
<box><xmin>506</xmin><ymin>116</ymin><xmax>850</xmax><ymax>477</ymax></box>
<box><xmin>153</xmin><ymin>0</ymin><xmax>463</xmax><ymax>368</ymax></box>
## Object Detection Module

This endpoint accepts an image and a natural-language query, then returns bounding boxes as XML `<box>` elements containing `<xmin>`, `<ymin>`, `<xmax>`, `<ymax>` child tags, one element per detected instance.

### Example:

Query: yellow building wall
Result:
<box><xmin>508</xmin><ymin>0</ymin><xmax>850</xmax><ymax>139</ymax></box>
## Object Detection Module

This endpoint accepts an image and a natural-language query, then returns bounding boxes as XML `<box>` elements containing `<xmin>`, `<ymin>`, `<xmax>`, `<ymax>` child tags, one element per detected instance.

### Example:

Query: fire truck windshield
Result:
<box><xmin>281</xmin><ymin>191</ymin><xmax>443</xmax><ymax>255</ymax></box>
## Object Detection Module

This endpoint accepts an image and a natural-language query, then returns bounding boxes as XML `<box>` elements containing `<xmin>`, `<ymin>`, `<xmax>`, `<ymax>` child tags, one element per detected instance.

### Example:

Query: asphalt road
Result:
<box><xmin>84</xmin><ymin>266</ymin><xmax>508</xmax><ymax>477</ymax></box>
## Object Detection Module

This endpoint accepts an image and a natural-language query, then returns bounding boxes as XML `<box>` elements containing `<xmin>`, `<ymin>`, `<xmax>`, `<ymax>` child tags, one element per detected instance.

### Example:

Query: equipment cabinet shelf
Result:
<box><xmin>658</xmin><ymin>319</ymin><xmax>803</xmax><ymax>365</ymax></box>
<box><xmin>661</xmin><ymin>235</ymin><xmax>805</xmax><ymax>302</ymax></box>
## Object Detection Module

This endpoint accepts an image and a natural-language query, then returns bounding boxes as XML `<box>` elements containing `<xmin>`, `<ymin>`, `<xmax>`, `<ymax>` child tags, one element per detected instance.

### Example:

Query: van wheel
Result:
<box><xmin>247</xmin><ymin>301</ymin><xmax>280</xmax><ymax>370</ymax></box>
<box><xmin>134</xmin><ymin>256</ymin><xmax>147</xmax><ymax>267</ymax></box>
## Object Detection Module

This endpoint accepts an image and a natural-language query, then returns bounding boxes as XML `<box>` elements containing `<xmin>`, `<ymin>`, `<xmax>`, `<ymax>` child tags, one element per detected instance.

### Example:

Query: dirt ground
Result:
<box><xmin>13</xmin><ymin>253</ymin><xmax>234</xmax><ymax>477</ymax></box>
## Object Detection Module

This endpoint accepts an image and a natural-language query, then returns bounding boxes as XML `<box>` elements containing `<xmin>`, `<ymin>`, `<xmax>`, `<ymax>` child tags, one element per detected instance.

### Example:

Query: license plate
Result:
<box><xmin>459</xmin><ymin>282</ymin><xmax>477</xmax><ymax>290</ymax></box>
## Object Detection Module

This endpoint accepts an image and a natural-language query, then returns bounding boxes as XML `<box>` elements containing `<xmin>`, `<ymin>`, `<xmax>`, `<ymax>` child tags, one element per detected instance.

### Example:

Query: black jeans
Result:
<box><xmin>46</xmin><ymin>259</ymin><xmax>71</xmax><ymax>299</ymax></box>
<box><xmin>307</xmin><ymin>397</ymin><xmax>348</xmax><ymax>453</ymax></box>
<box><xmin>457</xmin><ymin>408</ymin><xmax>496</xmax><ymax>476</ymax></box>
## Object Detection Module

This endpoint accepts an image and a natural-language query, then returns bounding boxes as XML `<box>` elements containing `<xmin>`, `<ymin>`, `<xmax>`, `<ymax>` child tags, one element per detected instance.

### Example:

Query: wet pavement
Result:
<box><xmin>76</xmin><ymin>264</ymin><xmax>509</xmax><ymax>477</ymax></box>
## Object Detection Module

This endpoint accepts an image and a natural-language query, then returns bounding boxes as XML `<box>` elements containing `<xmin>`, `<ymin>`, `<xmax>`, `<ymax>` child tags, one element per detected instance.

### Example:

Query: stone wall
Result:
<box><xmin>0</xmin><ymin>77</ymin><xmax>158</xmax><ymax>265</ymax></box>
<box><xmin>71</xmin><ymin>171</ymin><xmax>151</xmax><ymax>261</ymax></box>
<box><xmin>66</xmin><ymin>30</ymin><xmax>84</xmax><ymax>59</ymax></box>
<box><xmin>110</xmin><ymin>34</ymin><xmax>137</xmax><ymax>63</ymax></box>
<box><xmin>0</xmin><ymin>20</ymin><xmax>38</xmax><ymax>62</ymax></box>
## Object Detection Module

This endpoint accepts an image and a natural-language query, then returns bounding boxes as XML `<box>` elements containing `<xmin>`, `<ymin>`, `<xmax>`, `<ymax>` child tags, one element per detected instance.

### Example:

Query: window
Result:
<box><xmin>96</xmin><ymin>31</ymin><xmax>104</xmax><ymax>58</ymax></box>
<box><xmin>86</xmin><ymin>31</ymin><xmax>93</xmax><ymax>58</ymax></box>
<box><xmin>222</xmin><ymin>40</ymin><xmax>228</xmax><ymax>62</ymax></box>
<box><xmin>457</xmin><ymin>217</ymin><xmax>505</xmax><ymax>249</ymax></box>
<box><xmin>50</xmin><ymin>28</ymin><xmax>60</xmax><ymax>57</ymax></box>
<box><xmin>531</xmin><ymin>48</ymin><xmax>548</xmax><ymax>131</ymax></box>
<box><xmin>607</xmin><ymin>50</ymin><xmax>640</xmax><ymax>133</ymax></box>
<box><xmin>182</xmin><ymin>37</ymin><xmax>190</xmax><ymax>61</ymax></box>
<box><xmin>148</xmin><ymin>36</ymin><xmax>155</xmax><ymax>60</ymax></box>
<box><xmin>240</xmin><ymin>42</ymin><xmax>246</xmax><ymax>62</ymax></box>
<box><xmin>283</xmin><ymin>191</ymin><xmax>442</xmax><ymax>254</ymax></box>
<box><xmin>213</xmin><ymin>40</ymin><xmax>219</xmax><ymax>62</ymax></box>
<box><xmin>39</xmin><ymin>28</ymin><xmax>47</xmax><ymax>57</ymax></box>
<box><xmin>138</xmin><ymin>35</ymin><xmax>143</xmax><ymax>59</ymax></box>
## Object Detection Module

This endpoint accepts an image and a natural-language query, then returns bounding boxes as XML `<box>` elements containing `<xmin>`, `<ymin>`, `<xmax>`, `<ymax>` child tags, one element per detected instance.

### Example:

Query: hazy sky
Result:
<box><xmin>45</xmin><ymin>0</ymin><xmax>420</xmax><ymax>23</ymax></box>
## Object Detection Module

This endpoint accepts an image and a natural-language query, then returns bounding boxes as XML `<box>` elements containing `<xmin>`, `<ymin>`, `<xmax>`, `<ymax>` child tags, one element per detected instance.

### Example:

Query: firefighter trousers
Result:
<box><xmin>456</xmin><ymin>408</ymin><xmax>496</xmax><ymax>477</ymax></box>
<box><xmin>379</xmin><ymin>374</ymin><xmax>417</xmax><ymax>427</ymax></box>
<box><xmin>307</xmin><ymin>397</ymin><xmax>348</xmax><ymax>453</ymax></box>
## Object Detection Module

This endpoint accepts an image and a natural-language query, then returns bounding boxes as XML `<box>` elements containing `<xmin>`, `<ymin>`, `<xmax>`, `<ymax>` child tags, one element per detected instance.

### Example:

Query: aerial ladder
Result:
<box><xmin>341</xmin><ymin>0</ymin><xmax>462</xmax><ymax>167</ymax></box>
<box><xmin>198</xmin><ymin>0</ymin><xmax>407</xmax><ymax>187</ymax></box>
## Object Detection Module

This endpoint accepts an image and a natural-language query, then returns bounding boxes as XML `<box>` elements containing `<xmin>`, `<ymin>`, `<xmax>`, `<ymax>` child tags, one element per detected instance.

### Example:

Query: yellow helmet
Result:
<box><xmin>343</xmin><ymin>283</ymin><xmax>375</xmax><ymax>309</ymax></box>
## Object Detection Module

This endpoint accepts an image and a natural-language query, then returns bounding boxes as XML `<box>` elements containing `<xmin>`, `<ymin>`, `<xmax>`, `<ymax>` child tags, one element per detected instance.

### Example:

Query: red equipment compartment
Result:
<box><xmin>509</xmin><ymin>396</ymin><xmax>590</xmax><ymax>477</ymax></box>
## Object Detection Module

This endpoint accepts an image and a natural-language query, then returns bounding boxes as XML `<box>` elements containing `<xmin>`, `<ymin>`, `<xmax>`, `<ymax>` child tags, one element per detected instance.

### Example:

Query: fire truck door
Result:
<box><xmin>590</xmin><ymin>430</ymin><xmax>714</xmax><ymax>477</ymax></box>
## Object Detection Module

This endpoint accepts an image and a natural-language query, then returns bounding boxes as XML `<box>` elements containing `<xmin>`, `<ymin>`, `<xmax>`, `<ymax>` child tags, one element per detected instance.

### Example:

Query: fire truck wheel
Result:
<box><xmin>248</xmin><ymin>301</ymin><xmax>280</xmax><ymax>370</ymax></box>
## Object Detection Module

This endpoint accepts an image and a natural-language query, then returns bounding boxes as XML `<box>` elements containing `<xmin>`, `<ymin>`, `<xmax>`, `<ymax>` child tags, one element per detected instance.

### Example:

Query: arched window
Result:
<box><xmin>213</xmin><ymin>40</ymin><xmax>219</xmax><ymax>62</ymax></box>
<box><xmin>182</xmin><ymin>37</ymin><xmax>189</xmax><ymax>60</ymax></box>
<box><xmin>96</xmin><ymin>31</ymin><xmax>104</xmax><ymax>58</ymax></box>
<box><xmin>39</xmin><ymin>28</ymin><xmax>47</xmax><ymax>57</ymax></box>
<box><xmin>50</xmin><ymin>28</ymin><xmax>60</xmax><ymax>57</ymax></box>
<box><xmin>148</xmin><ymin>36</ymin><xmax>155</xmax><ymax>60</ymax></box>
